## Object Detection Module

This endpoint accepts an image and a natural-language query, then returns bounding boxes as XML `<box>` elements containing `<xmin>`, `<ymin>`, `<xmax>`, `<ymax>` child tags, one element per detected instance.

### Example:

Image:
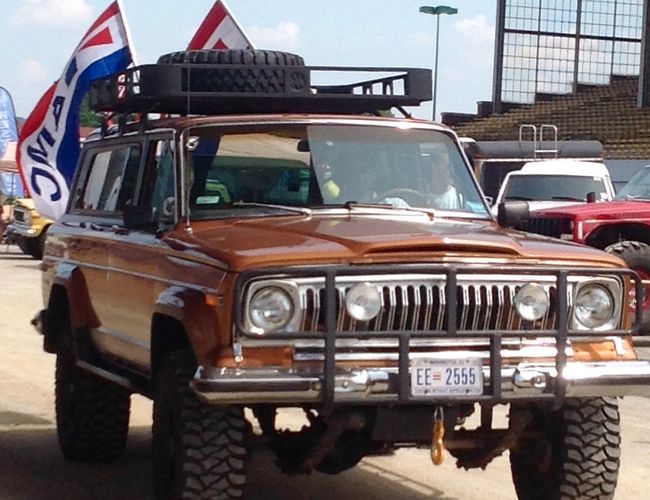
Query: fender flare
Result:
<box><xmin>152</xmin><ymin>286</ymin><xmax>222</xmax><ymax>364</ymax></box>
<box><xmin>49</xmin><ymin>262</ymin><xmax>100</xmax><ymax>332</ymax></box>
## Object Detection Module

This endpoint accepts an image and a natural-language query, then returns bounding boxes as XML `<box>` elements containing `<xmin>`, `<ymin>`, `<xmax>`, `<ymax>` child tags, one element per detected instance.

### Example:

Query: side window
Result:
<box><xmin>78</xmin><ymin>144</ymin><xmax>142</xmax><ymax>212</ymax></box>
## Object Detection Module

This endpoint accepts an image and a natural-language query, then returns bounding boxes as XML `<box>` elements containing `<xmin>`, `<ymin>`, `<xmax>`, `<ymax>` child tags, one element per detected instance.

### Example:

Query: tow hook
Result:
<box><xmin>431</xmin><ymin>406</ymin><xmax>445</xmax><ymax>465</ymax></box>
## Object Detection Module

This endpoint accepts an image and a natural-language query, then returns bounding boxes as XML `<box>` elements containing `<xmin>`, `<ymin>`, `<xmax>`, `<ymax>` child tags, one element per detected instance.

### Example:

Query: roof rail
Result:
<box><xmin>88</xmin><ymin>63</ymin><xmax>432</xmax><ymax>116</ymax></box>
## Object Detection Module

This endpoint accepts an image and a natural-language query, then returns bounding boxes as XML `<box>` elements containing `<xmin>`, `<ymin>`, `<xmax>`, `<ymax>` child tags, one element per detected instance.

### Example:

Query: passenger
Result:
<box><xmin>315</xmin><ymin>161</ymin><xmax>342</xmax><ymax>203</ymax></box>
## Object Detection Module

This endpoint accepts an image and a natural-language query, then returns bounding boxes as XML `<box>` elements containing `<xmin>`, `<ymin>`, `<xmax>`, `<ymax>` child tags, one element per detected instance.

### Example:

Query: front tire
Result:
<box><xmin>510</xmin><ymin>397</ymin><xmax>620</xmax><ymax>500</ymax></box>
<box><xmin>55</xmin><ymin>324</ymin><xmax>131</xmax><ymax>461</ymax></box>
<box><xmin>152</xmin><ymin>350</ymin><xmax>248</xmax><ymax>499</ymax></box>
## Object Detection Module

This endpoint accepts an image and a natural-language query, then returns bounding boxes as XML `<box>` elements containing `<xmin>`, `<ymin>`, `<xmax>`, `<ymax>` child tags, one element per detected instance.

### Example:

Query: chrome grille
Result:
<box><xmin>13</xmin><ymin>207</ymin><xmax>27</xmax><ymax>223</ymax></box>
<box><xmin>294</xmin><ymin>275</ymin><xmax>570</xmax><ymax>333</ymax></box>
<box><xmin>518</xmin><ymin>217</ymin><xmax>567</xmax><ymax>238</ymax></box>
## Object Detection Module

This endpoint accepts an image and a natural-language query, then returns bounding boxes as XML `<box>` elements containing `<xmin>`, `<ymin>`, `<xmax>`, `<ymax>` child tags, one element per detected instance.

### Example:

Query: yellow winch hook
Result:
<box><xmin>431</xmin><ymin>407</ymin><xmax>445</xmax><ymax>465</ymax></box>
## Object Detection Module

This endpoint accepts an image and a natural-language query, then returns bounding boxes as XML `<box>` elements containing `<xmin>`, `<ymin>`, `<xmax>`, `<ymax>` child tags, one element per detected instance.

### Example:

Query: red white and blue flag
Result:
<box><xmin>189</xmin><ymin>0</ymin><xmax>254</xmax><ymax>50</ymax></box>
<box><xmin>17</xmin><ymin>1</ymin><xmax>133</xmax><ymax>220</ymax></box>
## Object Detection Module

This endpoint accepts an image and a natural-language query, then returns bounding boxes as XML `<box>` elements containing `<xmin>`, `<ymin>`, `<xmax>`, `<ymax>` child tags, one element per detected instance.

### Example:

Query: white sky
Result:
<box><xmin>0</xmin><ymin>0</ymin><xmax>496</xmax><ymax>121</ymax></box>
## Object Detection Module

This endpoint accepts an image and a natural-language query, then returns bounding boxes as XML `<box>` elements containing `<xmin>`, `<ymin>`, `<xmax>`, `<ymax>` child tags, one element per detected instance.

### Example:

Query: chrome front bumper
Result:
<box><xmin>11</xmin><ymin>224</ymin><xmax>38</xmax><ymax>238</ymax></box>
<box><xmin>191</xmin><ymin>360</ymin><xmax>650</xmax><ymax>405</ymax></box>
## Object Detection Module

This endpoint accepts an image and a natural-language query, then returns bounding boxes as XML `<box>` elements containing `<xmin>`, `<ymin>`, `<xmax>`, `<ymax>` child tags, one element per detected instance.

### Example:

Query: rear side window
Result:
<box><xmin>76</xmin><ymin>144</ymin><xmax>142</xmax><ymax>212</ymax></box>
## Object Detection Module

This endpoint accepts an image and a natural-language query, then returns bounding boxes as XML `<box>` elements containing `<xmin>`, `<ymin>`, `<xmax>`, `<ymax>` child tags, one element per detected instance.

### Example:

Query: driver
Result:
<box><xmin>426</xmin><ymin>150</ymin><xmax>462</xmax><ymax>209</ymax></box>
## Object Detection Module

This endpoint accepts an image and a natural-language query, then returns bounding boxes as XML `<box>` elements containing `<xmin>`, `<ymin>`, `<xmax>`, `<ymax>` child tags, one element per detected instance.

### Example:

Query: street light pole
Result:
<box><xmin>419</xmin><ymin>5</ymin><xmax>458</xmax><ymax>121</ymax></box>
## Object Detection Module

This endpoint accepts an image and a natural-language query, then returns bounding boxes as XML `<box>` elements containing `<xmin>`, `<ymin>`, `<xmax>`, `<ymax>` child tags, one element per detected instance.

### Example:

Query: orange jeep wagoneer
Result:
<box><xmin>34</xmin><ymin>49</ymin><xmax>650</xmax><ymax>499</ymax></box>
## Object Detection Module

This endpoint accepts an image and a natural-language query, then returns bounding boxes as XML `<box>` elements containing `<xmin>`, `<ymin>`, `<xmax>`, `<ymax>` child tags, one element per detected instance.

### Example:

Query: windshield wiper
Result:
<box><xmin>617</xmin><ymin>194</ymin><xmax>649</xmax><ymax>201</ymax></box>
<box><xmin>551</xmin><ymin>196</ymin><xmax>584</xmax><ymax>202</ymax></box>
<box><xmin>505</xmin><ymin>196</ymin><xmax>534</xmax><ymax>201</ymax></box>
<box><xmin>231</xmin><ymin>202</ymin><xmax>312</xmax><ymax>215</ymax></box>
<box><xmin>343</xmin><ymin>201</ymin><xmax>436</xmax><ymax>220</ymax></box>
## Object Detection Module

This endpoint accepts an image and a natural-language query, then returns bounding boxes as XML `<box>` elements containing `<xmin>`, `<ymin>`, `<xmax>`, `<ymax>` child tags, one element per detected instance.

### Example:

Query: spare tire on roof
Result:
<box><xmin>157</xmin><ymin>49</ymin><xmax>305</xmax><ymax>66</ymax></box>
<box><xmin>156</xmin><ymin>49</ymin><xmax>306</xmax><ymax>94</ymax></box>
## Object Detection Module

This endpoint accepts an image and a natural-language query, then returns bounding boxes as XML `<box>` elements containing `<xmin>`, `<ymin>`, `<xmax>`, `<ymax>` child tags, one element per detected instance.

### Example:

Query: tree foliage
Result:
<box><xmin>79</xmin><ymin>94</ymin><xmax>101</xmax><ymax>127</ymax></box>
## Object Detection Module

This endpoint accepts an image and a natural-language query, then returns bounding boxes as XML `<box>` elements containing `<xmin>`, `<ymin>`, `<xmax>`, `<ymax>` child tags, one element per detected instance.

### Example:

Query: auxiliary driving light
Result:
<box><xmin>514</xmin><ymin>283</ymin><xmax>549</xmax><ymax>321</ymax></box>
<box><xmin>345</xmin><ymin>283</ymin><xmax>382</xmax><ymax>321</ymax></box>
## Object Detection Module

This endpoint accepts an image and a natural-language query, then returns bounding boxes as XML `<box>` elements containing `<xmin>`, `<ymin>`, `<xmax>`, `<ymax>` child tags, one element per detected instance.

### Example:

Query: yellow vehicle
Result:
<box><xmin>10</xmin><ymin>198</ymin><xmax>52</xmax><ymax>259</ymax></box>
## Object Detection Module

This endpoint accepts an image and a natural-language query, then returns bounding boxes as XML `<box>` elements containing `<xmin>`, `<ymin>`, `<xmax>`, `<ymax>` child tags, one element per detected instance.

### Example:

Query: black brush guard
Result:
<box><xmin>231</xmin><ymin>265</ymin><xmax>643</xmax><ymax>411</ymax></box>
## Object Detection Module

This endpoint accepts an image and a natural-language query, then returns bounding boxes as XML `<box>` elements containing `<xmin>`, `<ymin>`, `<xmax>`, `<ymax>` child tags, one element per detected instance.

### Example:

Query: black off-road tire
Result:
<box><xmin>156</xmin><ymin>49</ymin><xmax>305</xmax><ymax>95</ymax></box>
<box><xmin>605</xmin><ymin>240</ymin><xmax>650</xmax><ymax>333</ymax></box>
<box><xmin>152</xmin><ymin>350</ymin><xmax>248</xmax><ymax>499</ymax></box>
<box><xmin>510</xmin><ymin>397</ymin><xmax>620</xmax><ymax>500</ymax></box>
<box><xmin>16</xmin><ymin>228</ymin><xmax>47</xmax><ymax>259</ymax></box>
<box><xmin>55</xmin><ymin>321</ymin><xmax>131</xmax><ymax>462</ymax></box>
<box><xmin>157</xmin><ymin>49</ymin><xmax>304</xmax><ymax>67</ymax></box>
<box><xmin>27</xmin><ymin>226</ymin><xmax>49</xmax><ymax>259</ymax></box>
<box><xmin>16</xmin><ymin>236</ymin><xmax>30</xmax><ymax>256</ymax></box>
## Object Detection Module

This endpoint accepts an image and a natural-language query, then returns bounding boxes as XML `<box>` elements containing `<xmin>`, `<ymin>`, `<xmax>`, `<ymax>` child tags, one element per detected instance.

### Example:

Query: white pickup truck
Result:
<box><xmin>491</xmin><ymin>159</ymin><xmax>615</xmax><ymax>214</ymax></box>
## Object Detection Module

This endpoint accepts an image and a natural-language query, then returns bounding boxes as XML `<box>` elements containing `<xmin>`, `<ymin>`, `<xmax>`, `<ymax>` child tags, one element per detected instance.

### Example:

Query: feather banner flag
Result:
<box><xmin>17</xmin><ymin>1</ymin><xmax>134</xmax><ymax>220</ymax></box>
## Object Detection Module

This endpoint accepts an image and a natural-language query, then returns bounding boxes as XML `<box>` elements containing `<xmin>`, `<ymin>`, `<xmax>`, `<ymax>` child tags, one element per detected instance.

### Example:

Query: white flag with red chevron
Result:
<box><xmin>189</xmin><ymin>0</ymin><xmax>254</xmax><ymax>50</ymax></box>
<box><xmin>17</xmin><ymin>1</ymin><xmax>133</xmax><ymax>220</ymax></box>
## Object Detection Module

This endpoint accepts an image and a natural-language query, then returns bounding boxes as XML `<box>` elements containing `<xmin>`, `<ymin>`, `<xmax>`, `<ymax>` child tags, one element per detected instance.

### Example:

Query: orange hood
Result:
<box><xmin>165</xmin><ymin>213</ymin><xmax>624</xmax><ymax>271</ymax></box>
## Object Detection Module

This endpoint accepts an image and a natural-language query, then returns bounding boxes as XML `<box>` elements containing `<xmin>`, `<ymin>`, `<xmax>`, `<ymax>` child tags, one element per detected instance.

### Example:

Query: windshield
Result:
<box><xmin>503</xmin><ymin>174</ymin><xmax>609</xmax><ymax>202</ymax></box>
<box><xmin>185</xmin><ymin>124</ymin><xmax>488</xmax><ymax>217</ymax></box>
<box><xmin>615</xmin><ymin>166</ymin><xmax>650</xmax><ymax>200</ymax></box>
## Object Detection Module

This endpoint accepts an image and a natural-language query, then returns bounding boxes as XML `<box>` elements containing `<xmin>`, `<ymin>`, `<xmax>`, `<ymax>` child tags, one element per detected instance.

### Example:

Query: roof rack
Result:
<box><xmin>89</xmin><ymin>63</ymin><xmax>432</xmax><ymax>116</ymax></box>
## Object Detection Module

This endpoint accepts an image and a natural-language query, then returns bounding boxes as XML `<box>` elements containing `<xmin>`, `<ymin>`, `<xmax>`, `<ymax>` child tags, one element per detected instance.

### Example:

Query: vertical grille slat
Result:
<box><xmin>459</xmin><ymin>285</ymin><xmax>470</xmax><ymax>330</ymax></box>
<box><xmin>386</xmin><ymin>286</ymin><xmax>397</xmax><ymax>330</ymax></box>
<box><xmin>482</xmin><ymin>285</ymin><xmax>493</xmax><ymax>330</ymax></box>
<box><xmin>336</xmin><ymin>288</ymin><xmax>346</xmax><ymax>331</ymax></box>
<box><xmin>422</xmin><ymin>285</ymin><xmax>434</xmax><ymax>330</ymax></box>
<box><xmin>435</xmin><ymin>286</ymin><xmax>445</xmax><ymax>330</ymax></box>
<box><xmin>411</xmin><ymin>286</ymin><xmax>422</xmax><ymax>331</ymax></box>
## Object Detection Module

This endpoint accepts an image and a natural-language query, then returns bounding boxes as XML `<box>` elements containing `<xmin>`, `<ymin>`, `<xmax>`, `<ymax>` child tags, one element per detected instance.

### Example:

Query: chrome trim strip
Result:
<box><xmin>92</xmin><ymin>326</ymin><xmax>151</xmax><ymax>351</ymax></box>
<box><xmin>47</xmin><ymin>256</ymin><xmax>219</xmax><ymax>295</ymax></box>
<box><xmin>292</xmin><ymin>346</ymin><xmax>562</xmax><ymax>362</ymax></box>
<box><xmin>240</xmin><ymin>336</ymin><xmax>565</xmax><ymax>349</ymax></box>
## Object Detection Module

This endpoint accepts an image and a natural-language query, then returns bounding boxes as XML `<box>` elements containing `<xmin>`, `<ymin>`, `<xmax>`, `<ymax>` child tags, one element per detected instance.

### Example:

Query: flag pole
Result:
<box><xmin>116</xmin><ymin>0</ymin><xmax>138</xmax><ymax>65</ymax></box>
<box><xmin>220</xmin><ymin>0</ymin><xmax>256</xmax><ymax>49</ymax></box>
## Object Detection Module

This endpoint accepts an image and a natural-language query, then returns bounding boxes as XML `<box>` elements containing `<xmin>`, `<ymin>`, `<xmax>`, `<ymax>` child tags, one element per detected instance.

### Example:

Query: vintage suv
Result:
<box><xmin>34</xmin><ymin>49</ymin><xmax>650</xmax><ymax>500</ymax></box>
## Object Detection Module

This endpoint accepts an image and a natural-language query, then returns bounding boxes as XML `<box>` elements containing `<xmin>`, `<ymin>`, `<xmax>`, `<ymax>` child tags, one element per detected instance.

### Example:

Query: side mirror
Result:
<box><xmin>123</xmin><ymin>204</ymin><xmax>158</xmax><ymax>231</ymax></box>
<box><xmin>497</xmin><ymin>201</ymin><xmax>529</xmax><ymax>228</ymax></box>
<box><xmin>586</xmin><ymin>191</ymin><xmax>596</xmax><ymax>203</ymax></box>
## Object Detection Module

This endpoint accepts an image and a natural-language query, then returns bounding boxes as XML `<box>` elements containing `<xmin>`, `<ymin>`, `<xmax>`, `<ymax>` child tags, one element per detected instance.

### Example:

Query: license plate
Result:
<box><xmin>411</xmin><ymin>358</ymin><xmax>484</xmax><ymax>396</ymax></box>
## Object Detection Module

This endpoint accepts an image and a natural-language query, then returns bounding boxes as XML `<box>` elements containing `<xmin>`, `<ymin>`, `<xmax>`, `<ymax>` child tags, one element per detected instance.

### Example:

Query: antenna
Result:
<box><xmin>185</xmin><ymin>61</ymin><xmax>192</xmax><ymax>232</ymax></box>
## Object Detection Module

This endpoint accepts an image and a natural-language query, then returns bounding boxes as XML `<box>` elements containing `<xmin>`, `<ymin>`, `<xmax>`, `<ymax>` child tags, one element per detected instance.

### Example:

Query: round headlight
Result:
<box><xmin>345</xmin><ymin>283</ymin><xmax>382</xmax><ymax>321</ymax></box>
<box><xmin>514</xmin><ymin>283</ymin><xmax>549</xmax><ymax>321</ymax></box>
<box><xmin>249</xmin><ymin>287</ymin><xmax>294</xmax><ymax>333</ymax></box>
<box><xmin>574</xmin><ymin>284</ymin><xmax>614</xmax><ymax>329</ymax></box>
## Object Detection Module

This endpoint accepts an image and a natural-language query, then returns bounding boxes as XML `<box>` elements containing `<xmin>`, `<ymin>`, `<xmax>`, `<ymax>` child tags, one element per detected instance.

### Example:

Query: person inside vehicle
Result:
<box><xmin>314</xmin><ymin>160</ymin><xmax>342</xmax><ymax>203</ymax></box>
<box><xmin>425</xmin><ymin>149</ymin><xmax>463</xmax><ymax>209</ymax></box>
